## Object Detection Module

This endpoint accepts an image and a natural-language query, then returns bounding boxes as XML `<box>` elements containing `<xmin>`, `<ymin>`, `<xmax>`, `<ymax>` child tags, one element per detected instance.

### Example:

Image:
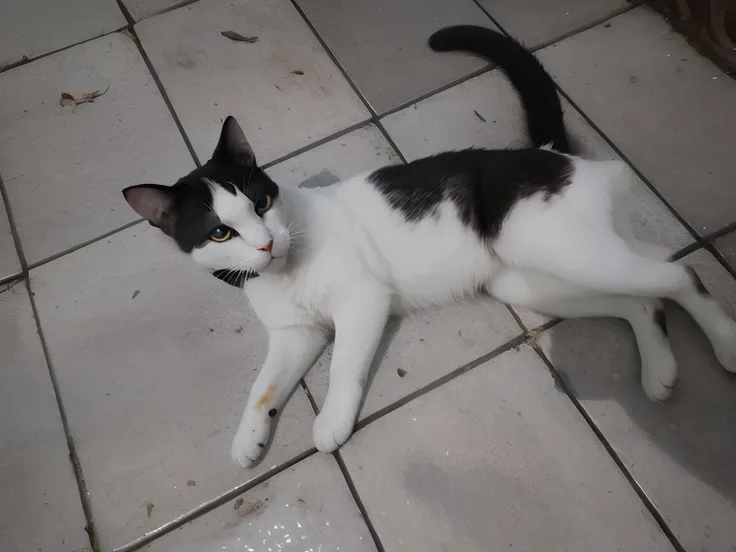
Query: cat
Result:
<box><xmin>123</xmin><ymin>25</ymin><xmax>736</xmax><ymax>469</ymax></box>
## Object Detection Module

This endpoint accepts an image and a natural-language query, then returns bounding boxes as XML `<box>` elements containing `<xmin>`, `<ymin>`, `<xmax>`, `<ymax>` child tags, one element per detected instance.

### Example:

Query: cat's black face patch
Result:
<box><xmin>165</xmin><ymin>160</ymin><xmax>280</xmax><ymax>254</ymax></box>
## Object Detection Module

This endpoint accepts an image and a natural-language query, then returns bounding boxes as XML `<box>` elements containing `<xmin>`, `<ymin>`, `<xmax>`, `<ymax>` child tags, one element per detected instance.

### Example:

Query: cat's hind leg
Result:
<box><xmin>497</xmin><ymin>170</ymin><xmax>736</xmax><ymax>373</ymax></box>
<box><xmin>231</xmin><ymin>326</ymin><xmax>327</xmax><ymax>468</ymax></box>
<box><xmin>490</xmin><ymin>268</ymin><xmax>677</xmax><ymax>401</ymax></box>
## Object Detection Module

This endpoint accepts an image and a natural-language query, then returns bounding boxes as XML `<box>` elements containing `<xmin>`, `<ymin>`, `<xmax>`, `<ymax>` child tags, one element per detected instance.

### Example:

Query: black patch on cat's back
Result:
<box><xmin>369</xmin><ymin>148</ymin><xmax>572</xmax><ymax>239</ymax></box>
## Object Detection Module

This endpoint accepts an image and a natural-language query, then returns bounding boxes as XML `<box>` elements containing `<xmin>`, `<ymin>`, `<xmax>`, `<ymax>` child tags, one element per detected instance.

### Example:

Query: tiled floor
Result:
<box><xmin>1</xmin><ymin>2</ymin><xmax>735</xmax><ymax>552</ymax></box>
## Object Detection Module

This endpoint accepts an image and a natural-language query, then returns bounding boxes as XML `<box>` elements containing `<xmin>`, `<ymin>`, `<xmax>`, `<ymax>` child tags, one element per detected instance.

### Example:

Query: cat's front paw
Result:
<box><xmin>313</xmin><ymin>411</ymin><xmax>355</xmax><ymax>453</ymax></box>
<box><xmin>313</xmin><ymin>383</ymin><xmax>363</xmax><ymax>453</ymax></box>
<box><xmin>230</xmin><ymin>418</ymin><xmax>271</xmax><ymax>469</ymax></box>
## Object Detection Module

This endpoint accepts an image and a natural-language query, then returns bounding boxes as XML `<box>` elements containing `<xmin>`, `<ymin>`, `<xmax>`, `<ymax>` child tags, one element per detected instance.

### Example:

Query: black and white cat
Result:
<box><xmin>123</xmin><ymin>26</ymin><xmax>736</xmax><ymax>468</ymax></box>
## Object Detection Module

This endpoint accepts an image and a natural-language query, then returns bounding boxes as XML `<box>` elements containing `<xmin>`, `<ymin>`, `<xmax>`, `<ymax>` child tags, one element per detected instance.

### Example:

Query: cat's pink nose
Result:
<box><xmin>258</xmin><ymin>240</ymin><xmax>273</xmax><ymax>253</ymax></box>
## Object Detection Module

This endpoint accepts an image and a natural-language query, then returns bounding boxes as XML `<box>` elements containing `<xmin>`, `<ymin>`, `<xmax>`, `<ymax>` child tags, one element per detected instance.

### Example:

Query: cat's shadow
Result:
<box><xmin>544</xmin><ymin>301</ymin><xmax>736</xmax><ymax>516</ymax></box>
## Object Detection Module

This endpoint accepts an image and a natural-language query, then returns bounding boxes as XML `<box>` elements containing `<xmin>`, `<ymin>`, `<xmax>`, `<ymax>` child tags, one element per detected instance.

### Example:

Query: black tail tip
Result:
<box><xmin>428</xmin><ymin>27</ymin><xmax>460</xmax><ymax>52</ymax></box>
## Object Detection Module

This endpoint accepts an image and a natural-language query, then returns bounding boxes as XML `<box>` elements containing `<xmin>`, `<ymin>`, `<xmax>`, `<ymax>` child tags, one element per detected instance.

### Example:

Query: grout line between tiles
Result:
<box><xmin>2</xmin><ymin>169</ymin><xmax>102</xmax><ymax>551</ymax></box>
<box><xmin>519</xmin><ymin>5</ymin><xmax>636</xmax><ymax>52</ymax></box>
<box><xmin>704</xmin><ymin>241</ymin><xmax>736</xmax><ymax>280</ymax></box>
<box><xmin>285</xmin><ymin>0</ymin><xmax>409</xmax><ymax>164</ymax></box>
<box><xmin>528</xmin><ymin>343</ymin><xmax>688</xmax><ymax>552</ymax></box>
<box><xmin>124</xmin><ymin>324</ymin><xmax>570</xmax><ymax>551</ymax></box>
<box><xmin>301</xmin><ymin>382</ymin><xmax>387</xmax><ymax>552</ymax></box>
<box><xmin>21</xmin><ymin>120</ymin><xmax>378</xmax><ymax>273</ymax></box>
<box><xmin>0</xmin><ymin>26</ymin><xmax>130</xmax><ymax>75</ymax></box>
<box><xmin>123</xmin><ymin>330</ymin><xmax>525</xmax><ymax>552</ymax></box>
<box><xmin>260</xmin><ymin>119</ymin><xmax>375</xmax><ymax>170</ymax></box>
<box><xmin>0</xmin><ymin>272</ymin><xmax>23</xmax><ymax>287</ymax></box>
<box><xmin>114</xmin><ymin>0</ymin><xmax>136</xmax><ymax>26</ymax></box>
<box><xmin>332</xmin><ymin>451</ymin><xmax>387</xmax><ymax>552</ymax></box>
<box><xmin>0</xmin><ymin>173</ymin><xmax>29</xmax><ymax>273</ymax></box>
<box><xmin>703</xmin><ymin>219</ymin><xmax>736</xmax><ymax>244</ymax></box>
<box><xmin>378</xmin><ymin>64</ymin><xmax>495</xmax><ymax>120</ymax></box>
<box><xmin>115</xmin><ymin>447</ymin><xmax>319</xmax><ymax>552</ymax></box>
<box><xmin>505</xmin><ymin>304</ymin><xmax>528</xmax><ymax>332</ymax></box>
<box><xmin>354</xmin><ymin>333</ymin><xmax>527</xmax><ymax>431</ymax></box>
<box><xmin>27</xmin><ymin>218</ymin><xmax>145</xmax><ymax>272</ymax></box>
<box><xmin>124</xmin><ymin>28</ymin><xmax>202</xmax><ymax>168</ymax></box>
<box><xmin>24</xmin><ymin>278</ymin><xmax>103</xmax><ymax>552</ymax></box>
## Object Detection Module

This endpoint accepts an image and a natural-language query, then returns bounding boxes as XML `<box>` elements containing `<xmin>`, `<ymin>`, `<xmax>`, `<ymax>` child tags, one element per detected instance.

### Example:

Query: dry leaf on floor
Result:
<box><xmin>221</xmin><ymin>31</ymin><xmax>258</xmax><ymax>43</ymax></box>
<box><xmin>59</xmin><ymin>85</ymin><xmax>110</xmax><ymax>107</ymax></box>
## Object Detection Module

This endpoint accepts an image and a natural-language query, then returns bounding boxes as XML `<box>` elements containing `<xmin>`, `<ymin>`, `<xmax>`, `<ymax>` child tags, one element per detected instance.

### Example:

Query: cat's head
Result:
<box><xmin>123</xmin><ymin>117</ymin><xmax>292</xmax><ymax>283</ymax></box>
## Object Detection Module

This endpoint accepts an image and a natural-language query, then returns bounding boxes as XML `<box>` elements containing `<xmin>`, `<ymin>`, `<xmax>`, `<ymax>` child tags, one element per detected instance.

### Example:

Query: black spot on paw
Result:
<box><xmin>654</xmin><ymin>308</ymin><xmax>668</xmax><ymax>336</ymax></box>
<box><xmin>257</xmin><ymin>442</ymin><xmax>265</xmax><ymax>448</ymax></box>
<box><xmin>268</xmin><ymin>408</ymin><xmax>277</xmax><ymax>417</ymax></box>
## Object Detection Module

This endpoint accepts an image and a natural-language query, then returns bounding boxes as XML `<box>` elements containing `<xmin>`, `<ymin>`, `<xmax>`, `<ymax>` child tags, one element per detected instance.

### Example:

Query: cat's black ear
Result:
<box><xmin>211</xmin><ymin>116</ymin><xmax>256</xmax><ymax>167</ymax></box>
<box><xmin>123</xmin><ymin>184</ymin><xmax>177</xmax><ymax>237</ymax></box>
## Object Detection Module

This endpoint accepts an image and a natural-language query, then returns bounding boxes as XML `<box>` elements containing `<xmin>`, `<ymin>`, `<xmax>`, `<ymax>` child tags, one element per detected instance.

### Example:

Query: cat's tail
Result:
<box><xmin>429</xmin><ymin>25</ymin><xmax>572</xmax><ymax>154</ymax></box>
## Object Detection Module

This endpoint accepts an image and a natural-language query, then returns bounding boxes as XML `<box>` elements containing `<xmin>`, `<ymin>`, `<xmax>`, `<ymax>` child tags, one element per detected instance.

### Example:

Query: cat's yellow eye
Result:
<box><xmin>209</xmin><ymin>225</ymin><xmax>233</xmax><ymax>242</ymax></box>
<box><xmin>255</xmin><ymin>195</ymin><xmax>272</xmax><ymax>216</ymax></box>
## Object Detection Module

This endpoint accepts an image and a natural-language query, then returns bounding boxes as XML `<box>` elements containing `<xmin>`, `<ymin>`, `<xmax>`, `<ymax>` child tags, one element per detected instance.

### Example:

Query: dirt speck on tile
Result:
<box><xmin>473</xmin><ymin>110</ymin><xmax>487</xmax><ymax>123</ymax></box>
<box><xmin>145</xmin><ymin>501</ymin><xmax>154</xmax><ymax>518</ymax></box>
<box><xmin>235</xmin><ymin>326</ymin><xmax>243</xmax><ymax>334</ymax></box>
<box><xmin>233</xmin><ymin>497</ymin><xmax>244</xmax><ymax>510</ymax></box>
<box><xmin>186</xmin><ymin>480</ymin><xmax>196</xmax><ymax>487</ymax></box>
<box><xmin>397</xmin><ymin>368</ymin><xmax>407</xmax><ymax>378</ymax></box>
<box><xmin>291</xmin><ymin>70</ymin><xmax>305</xmax><ymax>75</ymax></box>
<box><xmin>131</xmin><ymin>290</ymin><xmax>140</xmax><ymax>300</ymax></box>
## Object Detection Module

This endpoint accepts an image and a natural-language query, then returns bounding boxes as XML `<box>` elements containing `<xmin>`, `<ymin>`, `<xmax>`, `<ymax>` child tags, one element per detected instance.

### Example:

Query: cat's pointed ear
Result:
<box><xmin>123</xmin><ymin>184</ymin><xmax>177</xmax><ymax>237</ymax></box>
<box><xmin>211</xmin><ymin>116</ymin><xmax>256</xmax><ymax>167</ymax></box>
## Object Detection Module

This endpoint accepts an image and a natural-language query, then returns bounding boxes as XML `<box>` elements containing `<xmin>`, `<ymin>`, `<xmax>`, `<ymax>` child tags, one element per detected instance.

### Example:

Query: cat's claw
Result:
<box><xmin>231</xmin><ymin>419</ymin><xmax>271</xmax><ymax>469</ymax></box>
